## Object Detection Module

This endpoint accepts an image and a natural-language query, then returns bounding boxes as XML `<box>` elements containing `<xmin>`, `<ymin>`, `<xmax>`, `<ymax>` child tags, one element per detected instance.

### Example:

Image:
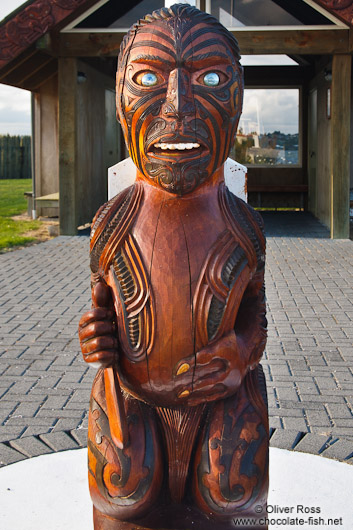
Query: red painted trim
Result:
<box><xmin>312</xmin><ymin>0</ymin><xmax>353</xmax><ymax>26</ymax></box>
<box><xmin>0</xmin><ymin>0</ymin><xmax>92</xmax><ymax>70</ymax></box>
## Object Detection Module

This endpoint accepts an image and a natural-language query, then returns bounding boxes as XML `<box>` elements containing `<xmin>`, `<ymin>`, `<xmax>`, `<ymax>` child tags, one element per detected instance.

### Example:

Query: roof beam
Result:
<box><xmin>45</xmin><ymin>28</ymin><xmax>350</xmax><ymax>57</ymax></box>
<box><xmin>244</xmin><ymin>66</ymin><xmax>311</xmax><ymax>85</ymax></box>
<box><xmin>233</xmin><ymin>28</ymin><xmax>349</xmax><ymax>55</ymax></box>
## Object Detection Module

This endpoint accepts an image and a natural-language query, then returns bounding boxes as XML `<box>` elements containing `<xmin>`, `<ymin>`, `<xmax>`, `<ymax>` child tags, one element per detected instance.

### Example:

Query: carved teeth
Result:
<box><xmin>154</xmin><ymin>142</ymin><xmax>200</xmax><ymax>150</ymax></box>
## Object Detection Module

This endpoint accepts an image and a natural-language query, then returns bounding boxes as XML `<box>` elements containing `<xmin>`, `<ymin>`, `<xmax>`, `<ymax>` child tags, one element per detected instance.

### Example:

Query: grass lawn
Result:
<box><xmin>0</xmin><ymin>179</ymin><xmax>42</xmax><ymax>251</ymax></box>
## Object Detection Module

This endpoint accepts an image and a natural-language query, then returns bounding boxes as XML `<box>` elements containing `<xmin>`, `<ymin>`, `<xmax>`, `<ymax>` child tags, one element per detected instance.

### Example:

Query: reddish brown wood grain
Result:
<box><xmin>0</xmin><ymin>0</ymin><xmax>97</xmax><ymax>69</ymax></box>
<box><xmin>79</xmin><ymin>5</ymin><xmax>268</xmax><ymax>529</ymax></box>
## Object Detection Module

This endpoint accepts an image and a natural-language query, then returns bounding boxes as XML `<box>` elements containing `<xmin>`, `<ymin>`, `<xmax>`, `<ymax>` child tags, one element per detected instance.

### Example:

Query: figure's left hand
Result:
<box><xmin>174</xmin><ymin>331</ymin><xmax>250</xmax><ymax>406</ymax></box>
<box><xmin>78</xmin><ymin>281</ymin><xmax>118</xmax><ymax>369</ymax></box>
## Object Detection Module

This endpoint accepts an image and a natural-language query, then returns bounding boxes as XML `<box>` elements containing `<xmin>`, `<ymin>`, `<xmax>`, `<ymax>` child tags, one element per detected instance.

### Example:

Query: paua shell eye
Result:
<box><xmin>203</xmin><ymin>72</ymin><xmax>220</xmax><ymax>87</ymax></box>
<box><xmin>140</xmin><ymin>72</ymin><xmax>158</xmax><ymax>87</ymax></box>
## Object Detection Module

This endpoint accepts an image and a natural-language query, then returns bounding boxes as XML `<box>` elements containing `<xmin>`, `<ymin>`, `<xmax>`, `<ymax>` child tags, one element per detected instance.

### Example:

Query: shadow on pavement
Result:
<box><xmin>261</xmin><ymin>211</ymin><xmax>330</xmax><ymax>238</ymax></box>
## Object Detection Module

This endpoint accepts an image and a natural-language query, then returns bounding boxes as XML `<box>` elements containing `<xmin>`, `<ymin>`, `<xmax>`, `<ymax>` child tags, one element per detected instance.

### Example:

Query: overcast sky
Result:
<box><xmin>0</xmin><ymin>1</ymin><xmax>299</xmax><ymax>137</ymax></box>
<box><xmin>0</xmin><ymin>1</ymin><xmax>31</xmax><ymax>135</ymax></box>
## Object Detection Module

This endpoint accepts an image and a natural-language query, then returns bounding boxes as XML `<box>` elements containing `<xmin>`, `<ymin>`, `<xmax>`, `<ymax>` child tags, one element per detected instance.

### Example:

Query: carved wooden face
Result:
<box><xmin>117</xmin><ymin>16</ymin><xmax>243</xmax><ymax>195</ymax></box>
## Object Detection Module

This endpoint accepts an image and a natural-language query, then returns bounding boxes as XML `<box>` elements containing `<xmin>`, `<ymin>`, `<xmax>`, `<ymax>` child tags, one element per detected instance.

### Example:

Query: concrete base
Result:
<box><xmin>0</xmin><ymin>448</ymin><xmax>352</xmax><ymax>529</ymax></box>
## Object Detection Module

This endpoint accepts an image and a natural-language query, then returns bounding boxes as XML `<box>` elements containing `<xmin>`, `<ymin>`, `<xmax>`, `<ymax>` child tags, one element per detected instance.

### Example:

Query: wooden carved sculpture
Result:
<box><xmin>78</xmin><ymin>5</ymin><xmax>268</xmax><ymax>530</ymax></box>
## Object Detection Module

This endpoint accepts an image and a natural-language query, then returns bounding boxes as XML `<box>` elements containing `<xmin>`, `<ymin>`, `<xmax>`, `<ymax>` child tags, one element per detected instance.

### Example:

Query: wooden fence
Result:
<box><xmin>0</xmin><ymin>135</ymin><xmax>31</xmax><ymax>179</ymax></box>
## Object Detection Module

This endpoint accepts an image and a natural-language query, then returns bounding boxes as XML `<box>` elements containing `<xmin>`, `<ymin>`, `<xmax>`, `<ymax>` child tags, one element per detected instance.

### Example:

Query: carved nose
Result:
<box><xmin>162</xmin><ymin>68</ymin><xmax>195</xmax><ymax>118</ymax></box>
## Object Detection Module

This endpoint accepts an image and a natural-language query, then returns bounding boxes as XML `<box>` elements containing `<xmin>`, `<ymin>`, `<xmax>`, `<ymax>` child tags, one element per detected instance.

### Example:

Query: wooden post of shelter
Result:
<box><xmin>59</xmin><ymin>57</ymin><xmax>78</xmax><ymax>235</ymax></box>
<box><xmin>330</xmin><ymin>54</ymin><xmax>351</xmax><ymax>239</ymax></box>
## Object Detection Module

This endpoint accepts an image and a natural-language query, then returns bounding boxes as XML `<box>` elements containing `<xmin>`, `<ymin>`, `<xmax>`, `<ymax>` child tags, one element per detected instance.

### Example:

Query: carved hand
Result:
<box><xmin>175</xmin><ymin>330</ymin><xmax>249</xmax><ymax>406</ymax></box>
<box><xmin>78</xmin><ymin>281</ymin><xmax>118</xmax><ymax>368</ymax></box>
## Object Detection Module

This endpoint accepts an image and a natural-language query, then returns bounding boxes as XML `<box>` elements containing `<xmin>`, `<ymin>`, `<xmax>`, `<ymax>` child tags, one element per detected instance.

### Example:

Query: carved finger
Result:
<box><xmin>192</xmin><ymin>373</ymin><xmax>228</xmax><ymax>393</ymax></box>
<box><xmin>78</xmin><ymin>321</ymin><xmax>116</xmax><ymax>343</ymax></box>
<box><xmin>174</xmin><ymin>359</ymin><xmax>226</xmax><ymax>392</ymax></box>
<box><xmin>174</xmin><ymin>357</ymin><xmax>195</xmax><ymax>378</ymax></box>
<box><xmin>82</xmin><ymin>350</ymin><xmax>116</xmax><ymax>367</ymax></box>
<box><xmin>195</xmin><ymin>331</ymin><xmax>237</xmax><ymax>365</ymax></box>
<box><xmin>192</xmin><ymin>358</ymin><xmax>226</xmax><ymax>383</ymax></box>
<box><xmin>78</xmin><ymin>308</ymin><xmax>114</xmax><ymax>329</ymax></box>
<box><xmin>92</xmin><ymin>281</ymin><xmax>112</xmax><ymax>308</ymax></box>
<box><xmin>188</xmin><ymin>383</ymin><xmax>228</xmax><ymax>406</ymax></box>
<box><xmin>175</xmin><ymin>382</ymin><xmax>227</xmax><ymax>405</ymax></box>
<box><xmin>187</xmin><ymin>389</ymin><xmax>228</xmax><ymax>406</ymax></box>
<box><xmin>81</xmin><ymin>335</ymin><xmax>118</xmax><ymax>355</ymax></box>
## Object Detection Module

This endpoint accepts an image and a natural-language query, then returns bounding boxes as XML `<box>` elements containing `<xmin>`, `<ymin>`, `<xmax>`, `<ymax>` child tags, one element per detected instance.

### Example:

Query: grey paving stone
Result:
<box><xmin>305</xmin><ymin>410</ymin><xmax>333</xmax><ymax>428</ymax></box>
<box><xmin>269</xmin><ymin>417</ymin><xmax>284</xmax><ymax>429</ymax></box>
<box><xmin>0</xmin><ymin>426</ymin><xmax>26</xmax><ymax>442</ymax></box>
<box><xmin>9</xmin><ymin>436</ymin><xmax>53</xmax><ymax>458</ymax></box>
<box><xmin>70</xmin><ymin>428</ymin><xmax>88</xmax><ymax>447</ymax></box>
<box><xmin>320</xmin><ymin>439</ymin><xmax>353</xmax><ymax>461</ymax></box>
<box><xmin>21</xmin><ymin>426</ymin><xmax>53</xmax><ymax>437</ymax></box>
<box><xmin>52</xmin><ymin>418</ymin><xmax>84</xmax><ymax>431</ymax></box>
<box><xmin>14</xmin><ymin>402</ymin><xmax>41</xmax><ymax>418</ymax></box>
<box><xmin>326</xmin><ymin>403</ymin><xmax>353</xmax><ymax>420</ymax></box>
<box><xmin>39</xmin><ymin>431</ymin><xmax>80</xmax><ymax>451</ymax></box>
<box><xmin>270</xmin><ymin>429</ymin><xmax>305</xmax><ymax>450</ymax></box>
<box><xmin>0</xmin><ymin>442</ymin><xmax>26</xmax><ymax>466</ymax></box>
<box><xmin>295</xmin><ymin>433</ymin><xmax>332</xmax><ymax>455</ymax></box>
<box><xmin>282</xmin><ymin>417</ymin><xmax>310</xmax><ymax>432</ymax></box>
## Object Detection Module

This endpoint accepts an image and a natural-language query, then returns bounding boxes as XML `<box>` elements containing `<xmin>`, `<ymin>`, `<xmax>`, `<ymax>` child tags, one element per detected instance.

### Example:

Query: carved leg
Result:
<box><xmin>193</xmin><ymin>365</ymin><xmax>269</xmax><ymax>530</ymax></box>
<box><xmin>88</xmin><ymin>370</ymin><xmax>163</xmax><ymax>527</ymax></box>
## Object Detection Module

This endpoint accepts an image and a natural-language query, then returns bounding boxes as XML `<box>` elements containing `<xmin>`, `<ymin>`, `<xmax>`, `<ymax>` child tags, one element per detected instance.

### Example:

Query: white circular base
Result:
<box><xmin>0</xmin><ymin>448</ymin><xmax>352</xmax><ymax>529</ymax></box>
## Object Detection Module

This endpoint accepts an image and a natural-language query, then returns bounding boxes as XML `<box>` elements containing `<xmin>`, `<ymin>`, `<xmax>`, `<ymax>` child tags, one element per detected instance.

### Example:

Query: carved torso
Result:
<box><xmin>90</xmin><ymin>178</ymin><xmax>265</xmax><ymax>407</ymax></box>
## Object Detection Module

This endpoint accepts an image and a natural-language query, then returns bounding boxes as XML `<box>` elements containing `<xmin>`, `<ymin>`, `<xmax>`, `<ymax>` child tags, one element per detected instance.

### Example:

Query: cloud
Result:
<box><xmin>0</xmin><ymin>4</ymin><xmax>32</xmax><ymax>134</ymax></box>
<box><xmin>239</xmin><ymin>89</ymin><xmax>299</xmax><ymax>134</ymax></box>
<box><xmin>0</xmin><ymin>1</ymin><xmax>26</xmax><ymax>23</ymax></box>
<box><xmin>0</xmin><ymin>1</ymin><xmax>32</xmax><ymax>135</ymax></box>
<box><xmin>0</xmin><ymin>84</ymin><xmax>31</xmax><ymax>135</ymax></box>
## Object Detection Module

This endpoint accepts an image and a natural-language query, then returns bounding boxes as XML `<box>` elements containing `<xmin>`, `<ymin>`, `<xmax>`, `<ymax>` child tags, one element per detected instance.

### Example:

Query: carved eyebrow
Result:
<box><xmin>130</xmin><ymin>41</ymin><xmax>176</xmax><ymax>61</ymax></box>
<box><xmin>183</xmin><ymin>39</ymin><xmax>231</xmax><ymax>61</ymax></box>
<box><xmin>130</xmin><ymin>54</ymin><xmax>174</xmax><ymax>69</ymax></box>
<box><xmin>186</xmin><ymin>52</ymin><xmax>232</xmax><ymax>69</ymax></box>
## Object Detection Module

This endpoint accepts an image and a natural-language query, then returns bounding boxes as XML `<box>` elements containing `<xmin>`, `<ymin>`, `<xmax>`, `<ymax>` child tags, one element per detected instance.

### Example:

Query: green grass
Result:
<box><xmin>0</xmin><ymin>179</ymin><xmax>42</xmax><ymax>251</ymax></box>
<box><xmin>0</xmin><ymin>178</ymin><xmax>33</xmax><ymax>216</ymax></box>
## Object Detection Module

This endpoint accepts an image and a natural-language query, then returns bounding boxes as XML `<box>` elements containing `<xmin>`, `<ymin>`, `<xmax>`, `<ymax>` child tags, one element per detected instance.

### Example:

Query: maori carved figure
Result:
<box><xmin>79</xmin><ymin>5</ymin><xmax>268</xmax><ymax>530</ymax></box>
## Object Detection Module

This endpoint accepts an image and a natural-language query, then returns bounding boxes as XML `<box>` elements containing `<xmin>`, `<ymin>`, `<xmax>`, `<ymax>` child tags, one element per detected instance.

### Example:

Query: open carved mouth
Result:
<box><xmin>147</xmin><ymin>141</ymin><xmax>205</xmax><ymax>158</ymax></box>
<box><xmin>154</xmin><ymin>142</ymin><xmax>200</xmax><ymax>151</ymax></box>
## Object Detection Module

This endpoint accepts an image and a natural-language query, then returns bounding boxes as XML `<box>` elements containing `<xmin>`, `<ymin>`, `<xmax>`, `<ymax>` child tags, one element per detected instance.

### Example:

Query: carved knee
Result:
<box><xmin>193</xmin><ymin>367</ymin><xmax>269</xmax><ymax>520</ymax></box>
<box><xmin>88</xmin><ymin>371</ymin><xmax>163</xmax><ymax>521</ymax></box>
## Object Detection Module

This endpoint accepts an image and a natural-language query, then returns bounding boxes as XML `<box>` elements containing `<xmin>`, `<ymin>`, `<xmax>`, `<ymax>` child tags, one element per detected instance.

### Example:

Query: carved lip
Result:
<box><xmin>147</xmin><ymin>136</ymin><xmax>208</xmax><ymax>160</ymax></box>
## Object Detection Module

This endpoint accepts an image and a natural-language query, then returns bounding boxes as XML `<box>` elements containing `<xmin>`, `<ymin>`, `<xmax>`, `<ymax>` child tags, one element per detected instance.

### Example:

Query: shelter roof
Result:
<box><xmin>0</xmin><ymin>0</ymin><xmax>352</xmax><ymax>90</ymax></box>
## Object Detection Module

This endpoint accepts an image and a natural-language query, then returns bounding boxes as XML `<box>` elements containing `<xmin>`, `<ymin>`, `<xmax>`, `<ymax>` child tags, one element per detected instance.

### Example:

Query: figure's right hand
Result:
<box><xmin>78</xmin><ymin>307</ymin><xmax>118</xmax><ymax>369</ymax></box>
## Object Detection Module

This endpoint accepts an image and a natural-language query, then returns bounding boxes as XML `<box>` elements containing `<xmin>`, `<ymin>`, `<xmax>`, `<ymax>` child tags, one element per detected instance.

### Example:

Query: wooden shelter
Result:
<box><xmin>0</xmin><ymin>0</ymin><xmax>352</xmax><ymax>237</ymax></box>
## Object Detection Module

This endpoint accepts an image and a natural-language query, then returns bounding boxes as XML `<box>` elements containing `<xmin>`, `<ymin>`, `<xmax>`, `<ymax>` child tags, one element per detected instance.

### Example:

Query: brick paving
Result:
<box><xmin>262</xmin><ymin>213</ymin><xmax>353</xmax><ymax>448</ymax></box>
<box><xmin>0</xmin><ymin>236</ymin><xmax>93</xmax><ymax>459</ymax></box>
<box><xmin>0</xmin><ymin>212</ymin><xmax>353</xmax><ymax>465</ymax></box>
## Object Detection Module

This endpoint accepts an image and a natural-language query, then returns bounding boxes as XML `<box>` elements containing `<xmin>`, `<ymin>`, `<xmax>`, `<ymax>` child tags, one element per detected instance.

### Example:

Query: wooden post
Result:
<box><xmin>330</xmin><ymin>54</ymin><xmax>351</xmax><ymax>239</ymax></box>
<box><xmin>58</xmin><ymin>57</ymin><xmax>77</xmax><ymax>235</ymax></box>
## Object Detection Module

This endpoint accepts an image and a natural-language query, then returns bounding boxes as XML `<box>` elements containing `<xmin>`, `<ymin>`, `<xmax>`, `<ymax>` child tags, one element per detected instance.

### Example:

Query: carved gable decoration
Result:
<box><xmin>315</xmin><ymin>0</ymin><xmax>353</xmax><ymax>26</ymax></box>
<box><xmin>0</xmin><ymin>0</ymin><xmax>92</xmax><ymax>69</ymax></box>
